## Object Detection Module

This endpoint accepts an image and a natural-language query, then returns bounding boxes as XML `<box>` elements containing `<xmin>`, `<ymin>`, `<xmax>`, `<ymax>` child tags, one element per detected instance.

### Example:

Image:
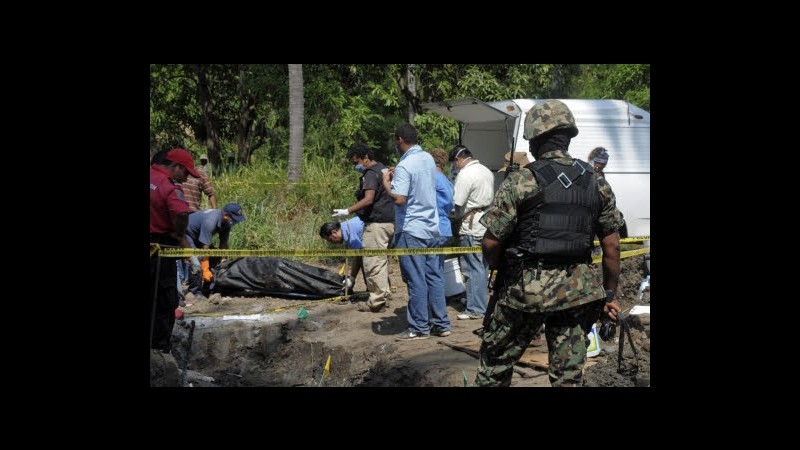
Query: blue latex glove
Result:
<box><xmin>332</xmin><ymin>209</ymin><xmax>349</xmax><ymax>219</ymax></box>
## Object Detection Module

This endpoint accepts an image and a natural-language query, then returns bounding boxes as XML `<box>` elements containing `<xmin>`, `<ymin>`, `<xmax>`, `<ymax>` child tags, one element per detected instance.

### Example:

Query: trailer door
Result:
<box><xmin>421</xmin><ymin>97</ymin><xmax>518</xmax><ymax>171</ymax></box>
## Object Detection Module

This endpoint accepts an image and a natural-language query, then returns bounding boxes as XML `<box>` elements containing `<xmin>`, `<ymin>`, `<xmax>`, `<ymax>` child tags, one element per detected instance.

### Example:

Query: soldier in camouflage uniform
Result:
<box><xmin>475</xmin><ymin>100</ymin><xmax>624</xmax><ymax>387</ymax></box>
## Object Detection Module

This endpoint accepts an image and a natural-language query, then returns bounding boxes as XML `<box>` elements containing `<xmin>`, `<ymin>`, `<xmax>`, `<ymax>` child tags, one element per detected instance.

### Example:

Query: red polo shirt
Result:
<box><xmin>150</xmin><ymin>165</ymin><xmax>190</xmax><ymax>234</ymax></box>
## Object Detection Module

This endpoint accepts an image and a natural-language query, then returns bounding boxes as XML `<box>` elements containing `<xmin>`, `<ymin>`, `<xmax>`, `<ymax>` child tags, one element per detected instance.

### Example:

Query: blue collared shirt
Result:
<box><xmin>435</xmin><ymin>171</ymin><xmax>454</xmax><ymax>237</ymax></box>
<box><xmin>340</xmin><ymin>216</ymin><xmax>364</xmax><ymax>249</ymax></box>
<box><xmin>391</xmin><ymin>145</ymin><xmax>440</xmax><ymax>239</ymax></box>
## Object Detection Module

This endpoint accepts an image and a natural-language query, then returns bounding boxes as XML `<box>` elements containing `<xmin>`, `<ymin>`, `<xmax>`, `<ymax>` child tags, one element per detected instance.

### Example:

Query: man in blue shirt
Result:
<box><xmin>185</xmin><ymin>202</ymin><xmax>246</xmax><ymax>300</ymax></box>
<box><xmin>382</xmin><ymin>124</ymin><xmax>451</xmax><ymax>341</ymax></box>
<box><xmin>319</xmin><ymin>217</ymin><xmax>365</xmax><ymax>293</ymax></box>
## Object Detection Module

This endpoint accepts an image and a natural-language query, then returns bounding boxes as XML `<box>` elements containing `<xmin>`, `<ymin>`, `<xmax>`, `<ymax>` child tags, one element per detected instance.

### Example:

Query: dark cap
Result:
<box><xmin>498</xmin><ymin>152</ymin><xmax>530</xmax><ymax>172</ymax></box>
<box><xmin>589</xmin><ymin>147</ymin><xmax>609</xmax><ymax>164</ymax></box>
<box><xmin>223</xmin><ymin>202</ymin><xmax>246</xmax><ymax>223</ymax></box>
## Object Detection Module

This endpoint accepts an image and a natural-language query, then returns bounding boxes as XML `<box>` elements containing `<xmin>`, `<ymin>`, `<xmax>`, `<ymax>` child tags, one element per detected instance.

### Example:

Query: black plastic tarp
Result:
<box><xmin>213</xmin><ymin>257</ymin><xmax>343</xmax><ymax>299</ymax></box>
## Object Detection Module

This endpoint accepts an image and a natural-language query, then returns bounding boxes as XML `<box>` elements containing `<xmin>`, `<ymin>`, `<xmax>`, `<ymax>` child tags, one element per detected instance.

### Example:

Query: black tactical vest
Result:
<box><xmin>514</xmin><ymin>158</ymin><xmax>600</xmax><ymax>265</ymax></box>
<box><xmin>355</xmin><ymin>162</ymin><xmax>395</xmax><ymax>223</ymax></box>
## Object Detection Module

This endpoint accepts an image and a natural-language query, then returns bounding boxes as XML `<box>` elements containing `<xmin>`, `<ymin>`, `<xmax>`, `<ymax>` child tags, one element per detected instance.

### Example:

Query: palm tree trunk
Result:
<box><xmin>288</xmin><ymin>64</ymin><xmax>304</xmax><ymax>182</ymax></box>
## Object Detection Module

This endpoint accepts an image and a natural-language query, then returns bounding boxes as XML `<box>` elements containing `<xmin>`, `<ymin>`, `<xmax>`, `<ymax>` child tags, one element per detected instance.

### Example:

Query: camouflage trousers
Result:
<box><xmin>475</xmin><ymin>300</ymin><xmax>604</xmax><ymax>387</ymax></box>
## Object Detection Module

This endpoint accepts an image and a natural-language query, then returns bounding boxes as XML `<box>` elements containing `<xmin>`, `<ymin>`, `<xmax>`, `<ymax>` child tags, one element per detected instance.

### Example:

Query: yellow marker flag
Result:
<box><xmin>338</xmin><ymin>264</ymin><xmax>346</xmax><ymax>276</ymax></box>
<box><xmin>323</xmin><ymin>354</ymin><xmax>331</xmax><ymax>379</ymax></box>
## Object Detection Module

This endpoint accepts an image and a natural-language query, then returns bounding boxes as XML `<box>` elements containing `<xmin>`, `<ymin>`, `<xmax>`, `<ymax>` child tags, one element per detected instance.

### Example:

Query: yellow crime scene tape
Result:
<box><xmin>593</xmin><ymin>235</ymin><xmax>649</xmax><ymax>245</ymax></box>
<box><xmin>155</xmin><ymin>235</ymin><xmax>649</xmax><ymax>259</ymax></box>
<box><xmin>158</xmin><ymin>246</ymin><xmax>482</xmax><ymax>258</ymax></box>
<box><xmin>592</xmin><ymin>246</ymin><xmax>650</xmax><ymax>264</ymax></box>
<box><xmin>177</xmin><ymin>246</ymin><xmax>650</xmax><ymax>317</ymax></box>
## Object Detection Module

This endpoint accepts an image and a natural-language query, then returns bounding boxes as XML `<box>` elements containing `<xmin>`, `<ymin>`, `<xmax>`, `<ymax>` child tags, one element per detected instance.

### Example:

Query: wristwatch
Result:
<box><xmin>605</xmin><ymin>290</ymin><xmax>616</xmax><ymax>302</ymax></box>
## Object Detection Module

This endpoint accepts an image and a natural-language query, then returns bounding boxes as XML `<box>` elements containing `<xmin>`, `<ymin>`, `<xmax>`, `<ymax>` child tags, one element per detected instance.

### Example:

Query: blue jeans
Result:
<box><xmin>431</xmin><ymin>236</ymin><xmax>453</xmax><ymax>327</ymax></box>
<box><xmin>395</xmin><ymin>232</ymin><xmax>450</xmax><ymax>335</ymax></box>
<box><xmin>459</xmin><ymin>235</ymin><xmax>489</xmax><ymax>316</ymax></box>
<box><xmin>181</xmin><ymin>259</ymin><xmax>190</xmax><ymax>283</ymax></box>
<box><xmin>176</xmin><ymin>260</ymin><xmax>185</xmax><ymax>300</ymax></box>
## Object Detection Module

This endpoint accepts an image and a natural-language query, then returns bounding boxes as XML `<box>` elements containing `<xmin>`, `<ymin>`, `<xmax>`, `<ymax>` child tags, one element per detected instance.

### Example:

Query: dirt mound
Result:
<box><xmin>154</xmin><ymin>252</ymin><xmax>650</xmax><ymax>387</ymax></box>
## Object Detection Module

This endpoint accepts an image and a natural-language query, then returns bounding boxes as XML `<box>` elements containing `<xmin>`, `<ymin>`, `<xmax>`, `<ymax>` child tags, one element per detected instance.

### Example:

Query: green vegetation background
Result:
<box><xmin>152</xmin><ymin>64</ymin><xmax>650</xmax><ymax>257</ymax></box>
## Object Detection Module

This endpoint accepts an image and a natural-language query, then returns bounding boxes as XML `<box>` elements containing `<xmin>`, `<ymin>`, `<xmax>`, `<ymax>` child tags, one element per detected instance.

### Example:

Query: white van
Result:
<box><xmin>420</xmin><ymin>98</ymin><xmax>650</xmax><ymax>237</ymax></box>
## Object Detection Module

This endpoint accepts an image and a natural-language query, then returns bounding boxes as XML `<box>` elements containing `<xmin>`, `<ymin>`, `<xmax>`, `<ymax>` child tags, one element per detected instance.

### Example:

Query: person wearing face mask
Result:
<box><xmin>332</xmin><ymin>143</ymin><xmax>395</xmax><ymax>312</ymax></box>
<box><xmin>449</xmin><ymin>145</ymin><xmax>495</xmax><ymax>321</ymax></box>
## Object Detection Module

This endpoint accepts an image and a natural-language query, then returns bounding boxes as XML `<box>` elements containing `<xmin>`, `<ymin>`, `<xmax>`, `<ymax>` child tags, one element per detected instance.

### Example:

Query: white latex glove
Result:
<box><xmin>342</xmin><ymin>275</ymin><xmax>355</xmax><ymax>290</ymax></box>
<box><xmin>332</xmin><ymin>208</ymin><xmax>349</xmax><ymax>219</ymax></box>
<box><xmin>190</xmin><ymin>256</ymin><xmax>201</xmax><ymax>274</ymax></box>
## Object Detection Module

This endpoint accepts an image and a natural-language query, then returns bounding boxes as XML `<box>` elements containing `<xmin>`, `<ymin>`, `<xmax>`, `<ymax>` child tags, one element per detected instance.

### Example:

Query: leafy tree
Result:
<box><xmin>150</xmin><ymin>64</ymin><xmax>201</xmax><ymax>152</ymax></box>
<box><xmin>567</xmin><ymin>64</ymin><xmax>650</xmax><ymax>111</ymax></box>
<box><xmin>151</xmin><ymin>64</ymin><xmax>649</xmax><ymax>181</ymax></box>
<box><xmin>150</xmin><ymin>64</ymin><xmax>277</xmax><ymax>173</ymax></box>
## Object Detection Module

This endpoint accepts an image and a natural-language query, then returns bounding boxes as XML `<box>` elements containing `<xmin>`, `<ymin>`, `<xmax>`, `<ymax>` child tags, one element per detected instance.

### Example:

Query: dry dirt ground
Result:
<box><xmin>150</xmin><ymin>253</ymin><xmax>650</xmax><ymax>387</ymax></box>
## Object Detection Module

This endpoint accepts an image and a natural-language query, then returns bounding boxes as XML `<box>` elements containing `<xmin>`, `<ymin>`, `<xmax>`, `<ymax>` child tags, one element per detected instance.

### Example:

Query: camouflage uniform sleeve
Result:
<box><xmin>479</xmin><ymin>169</ymin><xmax>538</xmax><ymax>241</ymax></box>
<box><xmin>595</xmin><ymin>173</ymin><xmax>624</xmax><ymax>238</ymax></box>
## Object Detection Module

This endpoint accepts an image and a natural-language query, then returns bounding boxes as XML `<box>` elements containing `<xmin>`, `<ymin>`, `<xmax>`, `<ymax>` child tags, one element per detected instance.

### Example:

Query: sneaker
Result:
<box><xmin>395</xmin><ymin>331</ymin><xmax>430</xmax><ymax>341</ymax></box>
<box><xmin>431</xmin><ymin>329</ymin><xmax>451</xmax><ymax>337</ymax></box>
<box><xmin>457</xmin><ymin>313</ymin><xmax>484</xmax><ymax>320</ymax></box>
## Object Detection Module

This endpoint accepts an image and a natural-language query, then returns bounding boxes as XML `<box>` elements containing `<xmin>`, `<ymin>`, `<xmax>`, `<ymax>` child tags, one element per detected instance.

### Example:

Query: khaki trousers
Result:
<box><xmin>362</xmin><ymin>222</ymin><xmax>394</xmax><ymax>308</ymax></box>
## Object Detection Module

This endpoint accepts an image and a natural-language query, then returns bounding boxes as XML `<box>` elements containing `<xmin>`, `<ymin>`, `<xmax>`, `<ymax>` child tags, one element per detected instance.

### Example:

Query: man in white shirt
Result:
<box><xmin>449</xmin><ymin>145</ymin><xmax>495</xmax><ymax>320</ymax></box>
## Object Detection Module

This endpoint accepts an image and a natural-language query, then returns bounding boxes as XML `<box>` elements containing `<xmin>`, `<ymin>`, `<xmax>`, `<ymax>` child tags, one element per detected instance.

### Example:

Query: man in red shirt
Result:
<box><xmin>150</xmin><ymin>148</ymin><xmax>201</xmax><ymax>353</ymax></box>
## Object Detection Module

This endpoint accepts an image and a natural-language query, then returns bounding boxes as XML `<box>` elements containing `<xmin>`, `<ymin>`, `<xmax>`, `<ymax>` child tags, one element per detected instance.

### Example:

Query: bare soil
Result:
<box><xmin>155</xmin><ymin>254</ymin><xmax>650</xmax><ymax>387</ymax></box>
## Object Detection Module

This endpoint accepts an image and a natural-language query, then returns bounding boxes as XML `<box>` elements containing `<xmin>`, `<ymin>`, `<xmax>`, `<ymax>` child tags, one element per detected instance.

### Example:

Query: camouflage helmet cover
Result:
<box><xmin>523</xmin><ymin>99</ymin><xmax>579</xmax><ymax>140</ymax></box>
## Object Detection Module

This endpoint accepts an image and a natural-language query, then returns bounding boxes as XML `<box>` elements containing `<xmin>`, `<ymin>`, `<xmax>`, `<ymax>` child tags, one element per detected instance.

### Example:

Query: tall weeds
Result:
<box><xmin>207</xmin><ymin>153</ymin><xmax>361</xmax><ymax>264</ymax></box>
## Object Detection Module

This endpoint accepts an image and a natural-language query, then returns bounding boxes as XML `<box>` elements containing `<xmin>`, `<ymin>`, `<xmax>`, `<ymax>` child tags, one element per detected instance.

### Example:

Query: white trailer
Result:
<box><xmin>420</xmin><ymin>98</ymin><xmax>650</xmax><ymax>237</ymax></box>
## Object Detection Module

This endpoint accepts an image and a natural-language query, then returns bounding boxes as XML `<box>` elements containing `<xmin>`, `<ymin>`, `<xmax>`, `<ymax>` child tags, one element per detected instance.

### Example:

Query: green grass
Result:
<box><xmin>205</xmin><ymin>154</ymin><xmax>360</xmax><ymax>264</ymax></box>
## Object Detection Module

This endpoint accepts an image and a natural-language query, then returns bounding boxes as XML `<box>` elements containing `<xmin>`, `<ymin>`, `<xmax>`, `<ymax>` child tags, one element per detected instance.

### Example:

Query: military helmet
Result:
<box><xmin>523</xmin><ymin>100</ymin><xmax>579</xmax><ymax>140</ymax></box>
